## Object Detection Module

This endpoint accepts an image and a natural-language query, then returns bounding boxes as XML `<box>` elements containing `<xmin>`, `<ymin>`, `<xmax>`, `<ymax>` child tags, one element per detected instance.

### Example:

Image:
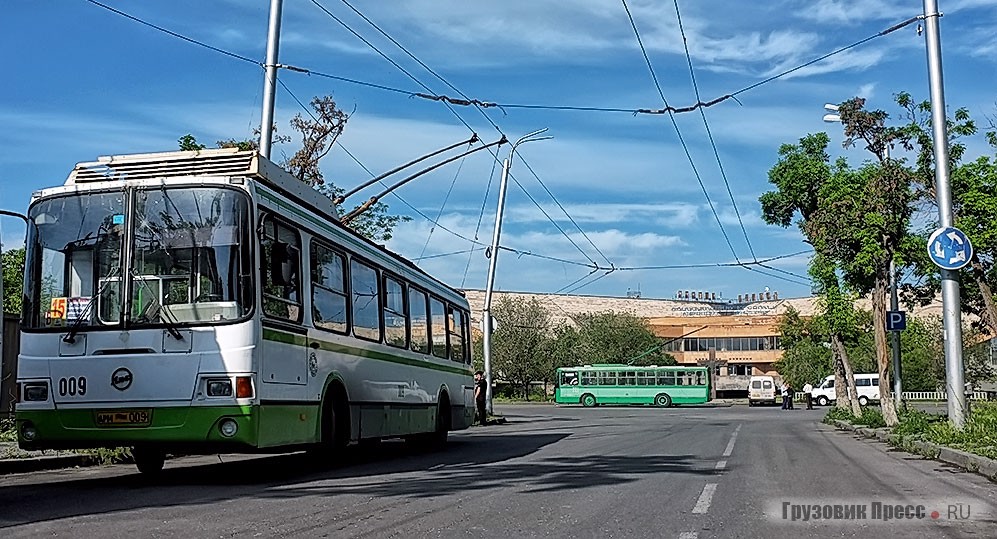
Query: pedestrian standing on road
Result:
<box><xmin>787</xmin><ymin>383</ymin><xmax>795</xmax><ymax>410</ymax></box>
<box><xmin>803</xmin><ymin>381</ymin><xmax>814</xmax><ymax>410</ymax></box>
<box><xmin>474</xmin><ymin>371</ymin><xmax>487</xmax><ymax>426</ymax></box>
<box><xmin>780</xmin><ymin>382</ymin><xmax>789</xmax><ymax>409</ymax></box>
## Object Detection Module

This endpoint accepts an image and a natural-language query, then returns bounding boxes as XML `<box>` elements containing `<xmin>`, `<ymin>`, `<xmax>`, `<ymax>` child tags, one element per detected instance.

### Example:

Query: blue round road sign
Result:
<box><xmin>926</xmin><ymin>226</ymin><xmax>973</xmax><ymax>270</ymax></box>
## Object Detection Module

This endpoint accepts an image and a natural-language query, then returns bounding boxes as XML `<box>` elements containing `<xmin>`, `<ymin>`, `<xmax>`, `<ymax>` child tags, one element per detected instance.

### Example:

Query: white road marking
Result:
<box><xmin>714</xmin><ymin>460</ymin><xmax>727</xmax><ymax>470</ymax></box>
<box><xmin>722</xmin><ymin>424</ymin><xmax>741</xmax><ymax>457</ymax></box>
<box><xmin>428</xmin><ymin>464</ymin><xmax>445</xmax><ymax>470</ymax></box>
<box><xmin>692</xmin><ymin>483</ymin><xmax>717</xmax><ymax>514</ymax></box>
<box><xmin>678</xmin><ymin>532</ymin><xmax>698</xmax><ymax>539</ymax></box>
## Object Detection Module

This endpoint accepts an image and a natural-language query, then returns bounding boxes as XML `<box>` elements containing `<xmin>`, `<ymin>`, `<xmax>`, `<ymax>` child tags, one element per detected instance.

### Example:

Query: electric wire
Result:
<box><xmin>312</xmin><ymin>0</ymin><xmax>611</xmax><ymax>271</ymax></box>
<box><xmin>419</xmin><ymin>138</ymin><xmax>474</xmax><ymax>260</ymax></box>
<box><xmin>621</xmin><ymin>0</ymin><xmax>740</xmax><ymax>263</ymax></box>
<box><xmin>673</xmin><ymin>0</ymin><xmax>757</xmax><ymax>262</ymax></box>
<box><xmin>86</xmin><ymin>0</ymin><xmax>922</xmax><ymax>119</ymax></box>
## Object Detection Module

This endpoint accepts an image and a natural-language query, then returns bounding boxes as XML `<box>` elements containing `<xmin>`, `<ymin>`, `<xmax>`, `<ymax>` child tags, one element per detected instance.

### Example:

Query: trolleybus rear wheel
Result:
<box><xmin>132</xmin><ymin>446</ymin><xmax>165</xmax><ymax>476</ymax></box>
<box><xmin>654</xmin><ymin>393</ymin><xmax>672</xmax><ymax>407</ymax></box>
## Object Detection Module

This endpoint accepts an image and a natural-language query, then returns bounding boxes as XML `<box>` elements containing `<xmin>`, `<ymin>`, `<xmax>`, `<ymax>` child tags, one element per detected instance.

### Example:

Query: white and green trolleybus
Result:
<box><xmin>554</xmin><ymin>364</ymin><xmax>711</xmax><ymax>407</ymax></box>
<box><xmin>15</xmin><ymin>148</ymin><xmax>475</xmax><ymax>474</ymax></box>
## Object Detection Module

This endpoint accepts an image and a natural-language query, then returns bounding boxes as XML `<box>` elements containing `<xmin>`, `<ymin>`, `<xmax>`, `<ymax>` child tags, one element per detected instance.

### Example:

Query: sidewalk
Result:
<box><xmin>0</xmin><ymin>441</ymin><xmax>93</xmax><ymax>474</ymax></box>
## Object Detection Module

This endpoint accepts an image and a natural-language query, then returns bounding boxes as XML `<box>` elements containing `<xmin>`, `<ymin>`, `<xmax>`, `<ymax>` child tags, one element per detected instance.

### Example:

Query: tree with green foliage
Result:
<box><xmin>179</xmin><ymin>95</ymin><xmax>408</xmax><ymax>243</ymax></box>
<box><xmin>760</xmin><ymin>132</ymin><xmax>862</xmax><ymax>415</ymax></box>
<box><xmin>490</xmin><ymin>297</ymin><xmax>553</xmax><ymax>400</ymax></box>
<box><xmin>2</xmin><ymin>248</ymin><xmax>25</xmax><ymax>315</ymax></box>
<box><xmin>772</xmin><ymin>307</ymin><xmax>832</xmax><ymax>389</ymax></box>
<box><xmin>895</xmin><ymin>92</ymin><xmax>997</xmax><ymax>337</ymax></box>
<box><xmin>568</xmin><ymin>311</ymin><xmax>675</xmax><ymax>367</ymax></box>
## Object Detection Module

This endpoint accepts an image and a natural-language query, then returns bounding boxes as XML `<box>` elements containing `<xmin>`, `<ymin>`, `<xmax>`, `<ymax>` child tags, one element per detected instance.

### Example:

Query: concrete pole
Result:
<box><xmin>482</xmin><ymin>129</ymin><xmax>549</xmax><ymax>413</ymax></box>
<box><xmin>259</xmin><ymin>0</ymin><xmax>283</xmax><ymax>159</ymax></box>
<box><xmin>922</xmin><ymin>0</ymin><xmax>966</xmax><ymax>427</ymax></box>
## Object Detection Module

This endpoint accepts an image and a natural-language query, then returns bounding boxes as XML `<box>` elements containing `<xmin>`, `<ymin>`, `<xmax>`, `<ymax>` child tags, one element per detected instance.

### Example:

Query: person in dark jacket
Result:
<box><xmin>474</xmin><ymin>371</ymin><xmax>487</xmax><ymax>425</ymax></box>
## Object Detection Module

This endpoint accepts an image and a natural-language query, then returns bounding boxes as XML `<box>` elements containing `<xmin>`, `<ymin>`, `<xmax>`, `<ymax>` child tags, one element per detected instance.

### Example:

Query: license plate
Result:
<box><xmin>95</xmin><ymin>409</ymin><xmax>152</xmax><ymax>427</ymax></box>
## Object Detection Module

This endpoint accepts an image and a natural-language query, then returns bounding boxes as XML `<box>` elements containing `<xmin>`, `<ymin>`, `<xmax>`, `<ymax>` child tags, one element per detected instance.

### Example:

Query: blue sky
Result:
<box><xmin>3</xmin><ymin>0</ymin><xmax>997</xmax><ymax>301</ymax></box>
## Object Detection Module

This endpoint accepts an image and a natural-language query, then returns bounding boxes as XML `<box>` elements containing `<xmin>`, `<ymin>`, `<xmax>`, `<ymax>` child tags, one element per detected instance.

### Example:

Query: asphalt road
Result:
<box><xmin>1</xmin><ymin>404</ymin><xmax>995</xmax><ymax>538</ymax></box>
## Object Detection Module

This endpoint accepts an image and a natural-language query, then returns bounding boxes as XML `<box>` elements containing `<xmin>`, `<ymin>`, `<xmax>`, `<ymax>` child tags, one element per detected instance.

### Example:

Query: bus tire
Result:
<box><xmin>132</xmin><ymin>446</ymin><xmax>165</xmax><ymax>476</ymax></box>
<box><xmin>580</xmin><ymin>394</ymin><xmax>596</xmax><ymax>407</ymax></box>
<box><xmin>858</xmin><ymin>396</ymin><xmax>869</xmax><ymax>406</ymax></box>
<box><xmin>817</xmin><ymin>396</ymin><xmax>830</xmax><ymax>407</ymax></box>
<box><xmin>312</xmin><ymin>382</ymin><xmax>350</xmax><ymax>464</ymax></box>
<box><xmin>410</xmin><ymin>392</ymin><xmax>450</xmax><ymax>451</ymax></box>
<box><xmin>654</xmin><ymin>393</ymin><xmax>672</xmax><ymax>407</ymax></box>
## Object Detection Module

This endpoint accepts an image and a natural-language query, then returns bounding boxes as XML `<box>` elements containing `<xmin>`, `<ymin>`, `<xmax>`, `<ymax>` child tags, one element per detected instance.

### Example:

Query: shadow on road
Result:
<box><xmin>0</xmin><ymin>424</ymin><xmax>719</xmax><ymax>530</ymax></box>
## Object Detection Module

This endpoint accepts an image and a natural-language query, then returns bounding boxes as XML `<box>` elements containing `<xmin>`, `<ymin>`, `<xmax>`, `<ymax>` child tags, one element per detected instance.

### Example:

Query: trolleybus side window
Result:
<box><xmin>447</xmin><ymin>305</ymin><xmax>464</xmax><ymax>363</ymax></box>
<box><xmin>310</xmin><ymin>241</ymin><xmax>348</xmax><ymax>334</ymax></box>
<box><xmin>409</xmin><ymin>287</ymin><xmax>430</xmax><ymax>354</ymax></box>
<box><xmin>383</xmin><ymin>275</ymin><xmax>407</xmax><ymax>348</ymax></box>
<box><xmin>261</xmin><ymin>217</ymin><xmax>302</xmax><ymax>322</ymax></box>
<box><xmin>429</xmin><ymin>296</ymin><xmax>448</xmax><ymax>359</ymax></box>
<box><xmin>461</xmin><ymin>308</ymin><xmax>472</xmax><ymax>365</ymax></box>
<box><xmin>350</xmin><ymin>258</ymin><xmax>381</xmax><ymax>342</ymax></box>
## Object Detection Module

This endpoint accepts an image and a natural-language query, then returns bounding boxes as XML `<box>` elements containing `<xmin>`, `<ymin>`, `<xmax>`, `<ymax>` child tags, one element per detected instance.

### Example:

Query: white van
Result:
<box><xmin>748</xmin><ymin>375</ymin><xmax>777</xmax><ymax>406</ymax></box>
<box><xmin>810</xmin><ymin>373</ymin><xmax>881</xmax><ymax>406</ymax></box>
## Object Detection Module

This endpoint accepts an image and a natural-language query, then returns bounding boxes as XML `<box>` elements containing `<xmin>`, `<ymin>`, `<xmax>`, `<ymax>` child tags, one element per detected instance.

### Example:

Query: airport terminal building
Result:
<box><xmin>462</xmin><ymin>288</ymin><xmax>822</xmax><ymax>394</ymax></box>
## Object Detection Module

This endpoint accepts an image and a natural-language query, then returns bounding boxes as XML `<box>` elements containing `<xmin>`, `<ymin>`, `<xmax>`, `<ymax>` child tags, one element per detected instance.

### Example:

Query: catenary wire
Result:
<box><xmin>673</xmin><ymin>0</ymin><xmax>757</xmax><ymax>262</ymax></box>
<box><xmin>621</xmin><ymin>0</ymin><xmax>740</xmax><ymax>263</ymax></box>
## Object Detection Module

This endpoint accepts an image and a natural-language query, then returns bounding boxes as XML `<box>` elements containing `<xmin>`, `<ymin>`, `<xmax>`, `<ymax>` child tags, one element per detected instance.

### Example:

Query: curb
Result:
<box><xmin>0</xmin><ymin>453</ymin><xmax>92</xmax><ymax>475</ymax></box>
<box><xmin>830</xmin><ymin>419</ymin><xmax>997</xmax><ymax>483</ymax></box>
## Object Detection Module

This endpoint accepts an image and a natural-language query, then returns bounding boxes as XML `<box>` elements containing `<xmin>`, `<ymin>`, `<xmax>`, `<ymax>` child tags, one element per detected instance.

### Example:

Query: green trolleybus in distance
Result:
<box><xmin>554</xmin><ymin>365</ymin><xmax>710</xmax><ymax>407</ymax></box>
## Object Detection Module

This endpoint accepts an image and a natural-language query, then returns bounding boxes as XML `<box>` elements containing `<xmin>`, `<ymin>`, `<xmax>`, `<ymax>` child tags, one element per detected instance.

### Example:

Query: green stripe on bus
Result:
<box><xmin>262</xmin><ymin>328</ymin><xmax>471</xmax><ymax>376</ymax></box>
<box><xmin>17</xmin><ymin>405</ymin><xmax>258</xmax><ymax>447</ymax></box>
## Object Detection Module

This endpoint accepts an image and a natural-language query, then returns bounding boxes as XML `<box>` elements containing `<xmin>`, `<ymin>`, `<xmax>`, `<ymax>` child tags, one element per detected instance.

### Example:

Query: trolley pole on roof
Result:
<box><xmin>482</xmin><ymin>129</ymin><xmax>550</xmax><ymax>414</ymax></box>
<box><xmin>259</xmin><ymin>0</ymin><xmax>284</xmax><ymax>159</ymax></box>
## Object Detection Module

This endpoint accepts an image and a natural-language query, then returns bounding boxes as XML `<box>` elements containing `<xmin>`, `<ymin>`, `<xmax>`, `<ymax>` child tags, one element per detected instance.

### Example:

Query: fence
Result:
<box><xmin>793</xmin><ymin>390</ymin><xmax>993</xmax><ymax>402</ymax></box>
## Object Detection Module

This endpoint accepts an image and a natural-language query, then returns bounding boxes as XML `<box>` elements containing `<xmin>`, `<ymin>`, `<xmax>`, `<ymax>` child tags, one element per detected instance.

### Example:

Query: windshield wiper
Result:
<box><xmin>132</xmin><ymin>273</ymin><xmax>184</xmax><ymax>340</ymax></box>
<box><xmin>63</xmin><ymin>266</ymin><xmax>119</xmax><ymax>344</ymax></box>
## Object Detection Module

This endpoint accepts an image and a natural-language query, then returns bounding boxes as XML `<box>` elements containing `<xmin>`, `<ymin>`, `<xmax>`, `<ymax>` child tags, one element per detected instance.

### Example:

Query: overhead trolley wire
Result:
<box><xmin>87</xmin><ymin>0</ymin><xmax>923</xmax><ymax>119</ymax></box>
<box><xmin>672</xmin><ymin>0</ymin><xmax>757</xmax><ymax>262</ymax></box>
<box><xmin>313</xmin><ymin>0</ymin><xmax>613</xmax><ymax>272</ymax></box>
<box><xmin>620</xmin><ymin>0</ymin><xmax>740</xmax><ymax>264</ymax></box>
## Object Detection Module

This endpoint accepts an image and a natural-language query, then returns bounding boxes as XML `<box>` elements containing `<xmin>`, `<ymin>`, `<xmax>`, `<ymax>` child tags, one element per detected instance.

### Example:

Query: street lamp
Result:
<box><xmin>822</xmin><ymin>106</ymin><xmax>903</xmax><ymax>410</ymax></box>
<box><xmin>481</xmin><ymin>129</ymin><xmax>551</xmax><ymax>414</ymax></box>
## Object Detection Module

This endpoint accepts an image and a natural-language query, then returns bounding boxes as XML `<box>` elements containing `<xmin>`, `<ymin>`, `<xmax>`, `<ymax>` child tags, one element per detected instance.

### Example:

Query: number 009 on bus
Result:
<box><xmin>554</xmin><ymin>365</ymin><xmax>710</xmax><ymax>407</ymax></box>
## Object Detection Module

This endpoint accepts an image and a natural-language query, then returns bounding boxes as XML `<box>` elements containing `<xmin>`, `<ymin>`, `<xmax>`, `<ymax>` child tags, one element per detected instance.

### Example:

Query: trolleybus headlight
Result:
<box><xmin>206</xmin><ymin>379</ymin><xmax>233</xmax><ymax>397</ymax></box>
<box><xmin>23</xmin><ymin>382</ymin><xmax>49</xmax><ymax>402</ymax></box>
<box><xmin>235</xmin><ymin>376</ymin><xmax>254</xmax><ymax>398</ymax></box>
<box><xmin>21</xmin><ymin>422</ymin><xmax>37</xmax><ymax>441</ymax></box>
<box><xmin>219</xmin><ymin>418</ymin><xmax>239</xmax><ymax>437</ymax></box>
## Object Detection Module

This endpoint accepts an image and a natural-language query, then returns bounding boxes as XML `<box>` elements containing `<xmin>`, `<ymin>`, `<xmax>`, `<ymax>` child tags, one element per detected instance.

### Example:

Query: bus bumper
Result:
<box><xmin>15</xmin><ymin>405</ymin><xmax>258</xmax><ymax>452</ymax></box>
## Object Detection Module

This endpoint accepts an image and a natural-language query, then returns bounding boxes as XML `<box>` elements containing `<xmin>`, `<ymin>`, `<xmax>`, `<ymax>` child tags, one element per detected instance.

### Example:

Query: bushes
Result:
<box><xmin>888</xmin><ymin>402</ymin><xmax>997</xmax><ymax>460</ymax></box>
<box><xmin>823</xmin><ymin>405</ymin><xmax>886</xmax><ymax>429</ymax></box>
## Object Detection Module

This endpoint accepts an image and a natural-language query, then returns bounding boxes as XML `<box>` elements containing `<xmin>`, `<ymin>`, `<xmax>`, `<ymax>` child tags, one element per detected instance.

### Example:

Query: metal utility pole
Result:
<box><xmin>923</xmin><ymin>0</ymin><xmax>966</xmax><ymax>427</ymax></box>
<box><xmin>482</xmin><ymin>129</ymin><xmax>550</xmax><ymax>413</ymax></box>
<box><xmin>889</xmin><ymin>259</ymin><xmax>903</xmax><ymax>408</ymax></box>
<box><xmin>259</xmin><ymin>0</ymin><xmax>284</xmax><ymax>159</ymax></box>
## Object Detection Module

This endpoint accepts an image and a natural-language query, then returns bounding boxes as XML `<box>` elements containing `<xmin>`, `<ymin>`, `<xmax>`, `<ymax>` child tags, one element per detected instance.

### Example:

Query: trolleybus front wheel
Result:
<box><xmin>654</xmin><ymin>393</ymin><xmax>672</xmax><ymax>407</ymax></box>
<box><xmin>580</xmin><ymin>394</ymin><xmax>597</xmax><ymax>407</ymax></box>
<box><xmin>132</xmin><ymin>446</ymin><xmax>165</xmax><ymax>476</ymax></box>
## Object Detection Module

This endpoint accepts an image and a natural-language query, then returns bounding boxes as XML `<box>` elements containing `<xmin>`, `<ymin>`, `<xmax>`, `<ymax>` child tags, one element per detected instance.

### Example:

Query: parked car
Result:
<box><xmin>748</xmin><ymin>375</ymin><xmax>777</xmax><ymax>406</ymax></box>
<box><xmin>811</xmin><ymin>374</ymin><xmax>880</xmax><ymax>406</ymax></box>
